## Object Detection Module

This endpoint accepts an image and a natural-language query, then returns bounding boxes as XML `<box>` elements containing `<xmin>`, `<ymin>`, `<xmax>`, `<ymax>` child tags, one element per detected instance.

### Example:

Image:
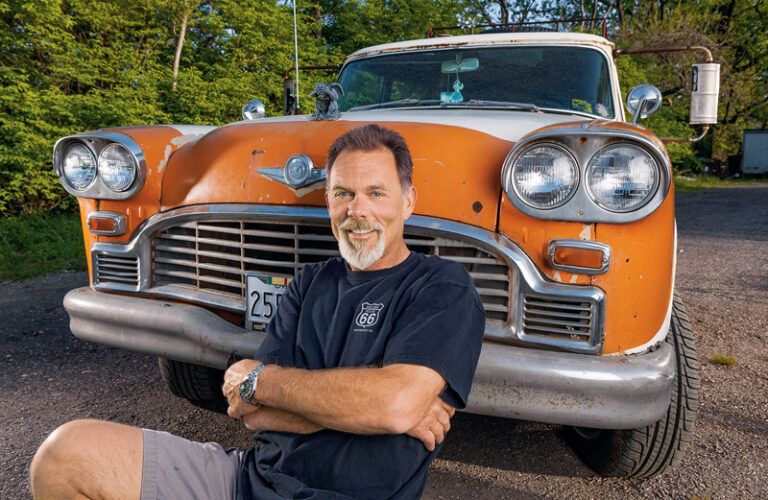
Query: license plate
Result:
<box><xmin>245</xmin><ymin>273</ymin><xmax>292</xmax><ymax>331</ymax></box>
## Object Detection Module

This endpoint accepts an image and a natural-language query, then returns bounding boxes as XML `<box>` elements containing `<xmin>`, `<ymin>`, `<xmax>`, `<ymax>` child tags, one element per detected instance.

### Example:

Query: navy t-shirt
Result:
<box><xmin>237</xmin><ymin>252</ymin><xmax>485</xmax><ymax>499</ymax></box>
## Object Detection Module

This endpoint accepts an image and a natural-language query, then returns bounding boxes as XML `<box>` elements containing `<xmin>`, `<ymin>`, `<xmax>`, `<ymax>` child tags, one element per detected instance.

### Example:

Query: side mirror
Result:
<box><xmin>242</xmin><ymin>99</ymin><xmax>266</xmax><ymax>120</ymax></box>
<box><xmin>626</xmin><ymin>84</ymin><xmax>662</xmax><ymax>123</ymax></box>
<box><xmin>690</xmin><ymin>63</ymin><xmax>720</xmax><ymax>125</ymax></box>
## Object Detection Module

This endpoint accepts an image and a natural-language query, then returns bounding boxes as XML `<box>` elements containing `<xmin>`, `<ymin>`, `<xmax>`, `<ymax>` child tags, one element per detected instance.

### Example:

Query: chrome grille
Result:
<box><xmin>151</xmin><ymin>220</ymin><xmax>511</xmax><ymax>321</ymax></box>
<box><xmin>522</xmin><ymin>295</ymin><xmax>595</xmax><ymax>343</ymax></box>
<box><xmin>94</xmin><ymin>253</ymin><xmax>139</xmax><ymax>288</ymax></box>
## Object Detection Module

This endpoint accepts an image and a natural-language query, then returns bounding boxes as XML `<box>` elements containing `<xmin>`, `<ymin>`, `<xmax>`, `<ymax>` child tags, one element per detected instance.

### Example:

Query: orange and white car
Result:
<box><xmin>56</xmin><ymin>31</ymin><xmax>718</xmax><ymax>477</ymax></box>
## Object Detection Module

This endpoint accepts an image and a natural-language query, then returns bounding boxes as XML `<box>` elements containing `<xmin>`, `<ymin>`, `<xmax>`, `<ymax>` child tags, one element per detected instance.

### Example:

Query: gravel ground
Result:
<box><xmin>1</xmin><ymin>185</ymin><xmax>766</xmax><ymax>499</ymax></box>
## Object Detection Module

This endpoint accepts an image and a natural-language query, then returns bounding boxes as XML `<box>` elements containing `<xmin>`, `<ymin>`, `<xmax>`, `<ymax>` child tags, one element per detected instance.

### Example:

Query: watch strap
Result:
<box><xmin>241</xmin><ymin>364</ymin><xmax>267</xmax><ymax>406</ymax></box>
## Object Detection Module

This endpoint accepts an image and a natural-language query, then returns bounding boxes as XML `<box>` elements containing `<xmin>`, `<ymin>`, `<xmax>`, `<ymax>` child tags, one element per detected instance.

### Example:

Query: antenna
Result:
<box><xmin>292</xmin><ymin>0</ymin><xmax>300</xmax><ymax>111</ymax></box>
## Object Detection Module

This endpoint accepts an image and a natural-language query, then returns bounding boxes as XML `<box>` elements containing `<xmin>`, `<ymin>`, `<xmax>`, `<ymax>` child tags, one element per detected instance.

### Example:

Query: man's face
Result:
<box><xmin>326</xmin><ymin>147</ymin><xmax>416</xmax><ymax>271</ymax></box>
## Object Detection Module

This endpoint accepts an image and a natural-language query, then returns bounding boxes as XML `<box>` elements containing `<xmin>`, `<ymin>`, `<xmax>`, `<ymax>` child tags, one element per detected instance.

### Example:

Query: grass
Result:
<box><xmin>674</xmin><ymin>174</ymin><xmax>768</xmax><ymax>192</ymax></box>
<box><xmin>709</xmin><ymin>353</ymin><xmax>736</xmax><ymax>367</ymax></box>
<box><xmin>0</xmin><ymin>212</ymin><xmax>86</xmax><ymax>281</ymax></box>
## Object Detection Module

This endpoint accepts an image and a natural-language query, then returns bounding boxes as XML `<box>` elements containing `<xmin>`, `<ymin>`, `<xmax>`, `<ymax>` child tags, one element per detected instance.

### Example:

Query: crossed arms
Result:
<box><xmin>223</xmin><ymin>361</ymin><xmax>455</xmax><ymax>451</ymax></box>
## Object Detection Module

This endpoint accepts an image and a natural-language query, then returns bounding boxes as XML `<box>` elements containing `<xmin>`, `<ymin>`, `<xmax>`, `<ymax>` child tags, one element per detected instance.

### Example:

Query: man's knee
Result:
<box><xmin>30</xmin><ymin>419</ymin><xmax>142</xmax><ymax>499</ymax></box>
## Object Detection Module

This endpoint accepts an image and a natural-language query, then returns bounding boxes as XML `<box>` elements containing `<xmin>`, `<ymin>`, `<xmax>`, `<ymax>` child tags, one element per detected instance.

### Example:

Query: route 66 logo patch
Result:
<box><xmin>355</xmin><ymin>302</ymin><xmax>384</xmax><ymax>328</ymax></box>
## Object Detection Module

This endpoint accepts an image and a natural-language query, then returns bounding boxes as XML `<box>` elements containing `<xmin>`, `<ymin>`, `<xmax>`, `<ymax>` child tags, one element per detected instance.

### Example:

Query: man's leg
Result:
<box><xmin>30</xmin><ymin>419</ymin><xmax>143</xmax><ymax>500</ymax></box>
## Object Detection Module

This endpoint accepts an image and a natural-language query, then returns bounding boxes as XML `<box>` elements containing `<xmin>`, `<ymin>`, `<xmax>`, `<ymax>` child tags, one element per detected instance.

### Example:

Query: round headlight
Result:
<box><xmin>98</xmin><ymin>143</ymin><xmax>137</xmax><ymax>192</ymax></box>
<box><xmin>586</xmin><ymin>144</ymin><xmax>659</xmax><ymax>212</ymax></box>
<box><xmin>509</xmin><ymin>144</ymin><xmax>579</xmax><ymax>209</ymax></box>
<box><xmin>63</xmin><ymin>143</ymin><xmax>97</xmax><ymax>190</ymax></box>
<box><xmin>283</xmin><ymin>155</ymin><xmax>313</xmax><ymax>187</ymax></box>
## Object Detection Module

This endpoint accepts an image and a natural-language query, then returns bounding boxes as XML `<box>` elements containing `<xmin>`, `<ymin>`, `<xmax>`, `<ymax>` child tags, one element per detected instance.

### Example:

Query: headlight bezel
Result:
<box><xmin>508</xmin><ymin>142</ymin><xmax>580</xmax><ymax>210</ymax></box>
<box><xmin>53</xmin><ymin>132</ymin><xmax>146</xmax><ymax>200</ymax></box>
<box><xmin>501</xmin><ymin>127</ymin><xmax>670</xmax><ymax>224</ymax></box>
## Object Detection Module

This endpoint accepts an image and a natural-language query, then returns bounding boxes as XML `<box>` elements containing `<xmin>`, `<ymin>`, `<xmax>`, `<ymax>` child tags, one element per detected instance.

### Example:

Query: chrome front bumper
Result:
<box><xmin>64</xmin><ymin>287</ymin><xmax>674</xmax><ymax>430</ymax></box>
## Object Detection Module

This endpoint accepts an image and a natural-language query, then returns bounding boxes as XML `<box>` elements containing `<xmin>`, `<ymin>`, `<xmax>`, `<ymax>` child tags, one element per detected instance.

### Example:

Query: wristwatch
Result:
<box><xmin>239</xmin><ymin>364</ymin><xmax>267</xmax><ymax>406</ymax></box>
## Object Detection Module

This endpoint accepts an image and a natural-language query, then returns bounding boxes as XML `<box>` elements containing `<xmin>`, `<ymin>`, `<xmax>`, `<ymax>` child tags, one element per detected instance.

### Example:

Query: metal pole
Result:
<box><xmin>292</xmin><ymin>0</ymin><xmax>300</xmax><ymax>111</ymax></box>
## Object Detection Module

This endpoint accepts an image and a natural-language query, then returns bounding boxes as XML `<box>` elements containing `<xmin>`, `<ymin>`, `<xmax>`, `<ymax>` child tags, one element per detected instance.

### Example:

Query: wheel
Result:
<box><xmin>158</xmin><ymin>358</ymin><xmax>228</xmax><ymax>414</ymax></box>
<box><xmin>564</xmin><ymin>295</ymin><xmax>700</xmax><ymax>477</ymax></box>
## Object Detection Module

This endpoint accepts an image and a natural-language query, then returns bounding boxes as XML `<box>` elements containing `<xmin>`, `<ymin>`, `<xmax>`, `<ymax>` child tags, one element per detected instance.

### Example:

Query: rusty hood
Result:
<box><xmin>160</xmin><ymin>110</ymin><xmax>584</xmax><ymax>232</ymax></box>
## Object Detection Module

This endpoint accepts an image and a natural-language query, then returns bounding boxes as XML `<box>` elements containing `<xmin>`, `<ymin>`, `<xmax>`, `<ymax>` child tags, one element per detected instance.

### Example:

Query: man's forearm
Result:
<box><xmin>243</xmin><ymin>407</ymin><xmax>324</xmax><ymax>434</ymax></box>
<box><xmin>255</xmin><ymin>363</ymin><xmax>444</xmax><ymax>435</ymax></box>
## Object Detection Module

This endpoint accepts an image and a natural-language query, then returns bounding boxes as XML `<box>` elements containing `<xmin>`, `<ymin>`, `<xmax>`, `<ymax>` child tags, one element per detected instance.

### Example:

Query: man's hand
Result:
<box><xmin>223</xmin><ymin>359</ymin><xmax>262</xmax><ymax>419</ymax></box>
<box><xmin>406</xmin><ymin>397</ymin><xmax>455</xmax><ymax>451</ymax></box>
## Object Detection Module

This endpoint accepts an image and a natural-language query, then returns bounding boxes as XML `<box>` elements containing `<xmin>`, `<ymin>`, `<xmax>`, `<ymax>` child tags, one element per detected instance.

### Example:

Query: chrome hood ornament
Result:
<box><xmin>258</xmin><ymin>155</ymin><xmax>326</xmax><ymax>195</ymax></box>
<box><xmin>309</xmin><ymin>82</ymin><xmax>344</xmax><ymax>121</ymax></box>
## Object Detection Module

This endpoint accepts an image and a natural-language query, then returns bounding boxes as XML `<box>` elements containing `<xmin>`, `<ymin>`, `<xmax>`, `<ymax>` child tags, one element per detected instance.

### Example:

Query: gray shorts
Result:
<box><xmin>141</xmin><ymin>429</ymin><xmax>240</xmax><ymax>500</ymax></box>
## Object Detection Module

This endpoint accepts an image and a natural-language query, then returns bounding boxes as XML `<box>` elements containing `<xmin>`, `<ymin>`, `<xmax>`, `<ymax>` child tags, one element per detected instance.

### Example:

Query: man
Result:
<box><xmin>30</xmin><ymin>124</ymin><xmax>485</xmax><ymax>499</ymax></box>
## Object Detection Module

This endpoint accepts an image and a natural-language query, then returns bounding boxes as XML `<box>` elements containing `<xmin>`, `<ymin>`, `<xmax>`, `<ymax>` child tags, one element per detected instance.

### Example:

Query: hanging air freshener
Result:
<box><xmin>450</xmin><ymin>77</ymin><xmax>464</xmax><ymax>103</ymax></box>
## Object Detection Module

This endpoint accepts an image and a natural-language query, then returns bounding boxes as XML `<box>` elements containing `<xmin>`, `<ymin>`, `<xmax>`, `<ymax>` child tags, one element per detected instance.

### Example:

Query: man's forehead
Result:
<box><xmin>329</xmin><ymin>148</ymin><xmax>398</xmax><ymax>180</ymax></box>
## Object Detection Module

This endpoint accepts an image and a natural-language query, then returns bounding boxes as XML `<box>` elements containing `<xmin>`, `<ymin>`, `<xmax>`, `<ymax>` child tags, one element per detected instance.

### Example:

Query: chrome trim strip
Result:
<box><xmin>53</xmin><ymin>131</ymin><xmax>147</xmax><ymax>200</ymax></box>
<box><xmin>500</xmin><ymin>126</ymin><xmax>671</xmax><ymax>223</ymax></box>
<box><xmin>64</xmin><ymin>287</ymin><xmax>671</xmax><ymax>429</ymax></box>
<box><xmin>91</xmin><ymin>204</ymin><xmax>606</xmax><ymax>353</ymax></box>
<box><xmin>86</xmin><ymin>211</ymin><xmax>127</xmax><ymax>236</ymax></box>
<box><xmin>547</xmin><ymin>239</ymin><xmax>611</xmax><ymax>275</ymax></box>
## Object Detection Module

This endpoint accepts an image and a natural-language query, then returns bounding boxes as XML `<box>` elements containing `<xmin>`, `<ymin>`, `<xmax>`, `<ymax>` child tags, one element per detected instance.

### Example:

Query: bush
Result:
<box><xmin>0</xmin><ymin>212</ymin><xmax>86</xmax><ymax>280</ymax></box>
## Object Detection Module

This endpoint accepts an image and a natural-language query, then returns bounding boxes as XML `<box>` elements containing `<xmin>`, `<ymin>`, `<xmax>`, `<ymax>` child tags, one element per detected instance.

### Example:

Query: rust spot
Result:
<box><xmin>472</xmin><ymin>201</ymin><xmax>483</xmax><ymax>213</ymax></box>
<box><xmin>625</xmin><ymin>258</ymin><xmax>630</xmax><ymax>263</ymax></box>
<box><xmin>252</xmin><ymin>149</ymin><xmax>265</xmax><ymax>156</ymax></box>
<box><xmin>580</xmin><ymin>136</ymin><xmax>588</xmax><ymax>144</ymax></box>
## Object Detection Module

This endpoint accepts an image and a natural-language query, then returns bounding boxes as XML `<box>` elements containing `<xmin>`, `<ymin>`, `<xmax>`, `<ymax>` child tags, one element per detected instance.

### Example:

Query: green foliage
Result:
<box><xmin>611</xmin><ymin>0</ymin><xmax>768</xmax><ymax>167</ymax></box>
<box><xmin>673</xmin><ymin>175</ymin><xmax>766</xmax><ymax>192</ymax></box>
<box><xmin>0</xmin><ymin>212</ymin><xmax>85</xmax><ymax>280</ymax></box>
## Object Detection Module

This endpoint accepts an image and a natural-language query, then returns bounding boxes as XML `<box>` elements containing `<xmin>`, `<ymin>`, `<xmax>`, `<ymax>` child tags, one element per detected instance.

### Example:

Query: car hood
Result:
<box><xmin>160</xmin><ymin>110</ymin><xmax>587</xmax><ymax>232</ymax></box>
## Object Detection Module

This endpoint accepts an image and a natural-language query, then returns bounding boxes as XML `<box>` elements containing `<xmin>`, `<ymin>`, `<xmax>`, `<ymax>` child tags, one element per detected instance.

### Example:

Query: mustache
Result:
<box><xmin>338</xmin><ymin>219</ymin><xmax>383</xmax><ymax>232</ymax></box>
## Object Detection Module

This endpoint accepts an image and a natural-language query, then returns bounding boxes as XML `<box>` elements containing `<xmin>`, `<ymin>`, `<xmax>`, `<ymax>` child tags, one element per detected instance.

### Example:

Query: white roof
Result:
<box><xmin>347</xmin><ymin>32</ymin><xmax>615</xmax><ymax>62</ymax></box>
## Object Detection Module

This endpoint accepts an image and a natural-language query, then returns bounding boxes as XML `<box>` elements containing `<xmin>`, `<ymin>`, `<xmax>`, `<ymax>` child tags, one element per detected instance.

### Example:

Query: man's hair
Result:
<box><xmin>326</xmin><ymin>124</ymin><xmax>413</xmax><ymax>193</ymax></box>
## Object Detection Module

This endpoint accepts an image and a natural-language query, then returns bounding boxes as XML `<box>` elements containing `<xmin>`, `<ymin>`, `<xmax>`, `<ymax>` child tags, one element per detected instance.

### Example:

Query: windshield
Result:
<box><xmin>338</xmin><ymin>46</ymin><xmax>615</xmax><ymax>118</ymax></box>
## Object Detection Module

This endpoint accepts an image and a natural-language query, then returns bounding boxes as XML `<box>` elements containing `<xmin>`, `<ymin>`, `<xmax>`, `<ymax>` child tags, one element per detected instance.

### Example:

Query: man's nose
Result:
<box><xmin>347</xmin><ymin>195</ymin><xmax>370</xmax><ymax>219</ymax></box>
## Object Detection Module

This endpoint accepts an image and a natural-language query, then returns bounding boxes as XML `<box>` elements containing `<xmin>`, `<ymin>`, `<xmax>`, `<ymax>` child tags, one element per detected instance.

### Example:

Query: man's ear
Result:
<box><xmin>403</xmin><ymin>186</ymin><xmax>417</xmax><ymax>219</ymax></box>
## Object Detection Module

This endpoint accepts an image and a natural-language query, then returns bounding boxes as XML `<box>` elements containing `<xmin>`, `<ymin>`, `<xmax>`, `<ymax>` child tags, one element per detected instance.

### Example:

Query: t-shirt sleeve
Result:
<box><xmin>382</xmin><ymin>269</ymin><xmax>485</xmax><ymax>409</ymax></box>
<box><xmin>254</xmin><ymin>266</ymin><xmax>310</xmax><ymax>366</ymax></box>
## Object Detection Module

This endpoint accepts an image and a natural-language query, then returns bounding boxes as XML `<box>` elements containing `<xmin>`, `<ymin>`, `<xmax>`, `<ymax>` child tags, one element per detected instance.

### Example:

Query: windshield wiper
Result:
<box><xmin>448</xmin><ymin>100</ymin><xmax>540</xmax><ymax>112</ymax></box>
<box><xmin>348</xmin><ymin>99</ymin><xmax>441</xmax><ymax>111</ymax></box>
<box><xmin>349</xmin><ymin>98</ymin><xmax>540</xmax><ymax>113</ymax></box>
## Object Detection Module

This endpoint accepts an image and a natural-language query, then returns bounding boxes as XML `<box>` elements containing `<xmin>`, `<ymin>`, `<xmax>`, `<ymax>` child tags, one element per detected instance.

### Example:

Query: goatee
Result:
<box><xmin>337</xmin><ymin>218</ymin><xmax>385</xmax><ymax>270</ymax></box>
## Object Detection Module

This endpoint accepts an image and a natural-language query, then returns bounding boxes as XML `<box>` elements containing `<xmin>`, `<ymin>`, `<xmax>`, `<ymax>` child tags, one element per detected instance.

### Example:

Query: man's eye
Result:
<box><xmin>371</xmin><ymin>191</ymin><xmax>383</xmax><ymax>198</ymax></box>
<box><xmin>335</xmin><ymin>191</ymin><xmax>350</xmax><ymax>198</ymax></box>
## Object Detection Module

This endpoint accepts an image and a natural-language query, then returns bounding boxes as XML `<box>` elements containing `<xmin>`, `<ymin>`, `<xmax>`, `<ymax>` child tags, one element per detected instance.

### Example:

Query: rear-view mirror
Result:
<box><xmin>441</xmin><ymin>58</ymin><xmax>479</xmax><ymax>74</ymax></box>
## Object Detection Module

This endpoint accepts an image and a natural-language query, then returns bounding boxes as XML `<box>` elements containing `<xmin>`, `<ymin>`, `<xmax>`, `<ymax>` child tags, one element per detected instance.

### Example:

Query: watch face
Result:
<box><xmin>240</xmin><ymin>377</ymin><xmax>254</xmax><ymax>400</ymax></box>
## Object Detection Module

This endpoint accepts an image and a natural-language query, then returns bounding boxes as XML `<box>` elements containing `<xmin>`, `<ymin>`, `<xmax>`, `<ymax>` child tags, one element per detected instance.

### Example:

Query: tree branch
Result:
<box><xmin>171</xmin><ymin>9</ymin><xmax>189</xmax><ymax>92</ymax></box>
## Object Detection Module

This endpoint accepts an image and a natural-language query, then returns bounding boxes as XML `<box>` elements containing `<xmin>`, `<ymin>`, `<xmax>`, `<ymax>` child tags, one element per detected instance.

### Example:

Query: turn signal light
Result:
<box><xmin>86</xmin><ymin>212</ymin><xmax>126</xmax><ymax>236</ymax></box>
<box><xmin>547</xmin><ymin>240</ymin><xmax>611</xmax><ymax>275</ymax></box>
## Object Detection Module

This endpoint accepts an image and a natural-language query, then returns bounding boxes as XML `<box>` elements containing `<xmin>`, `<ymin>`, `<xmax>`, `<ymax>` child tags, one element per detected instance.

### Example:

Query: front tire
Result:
<box><xmin>565</xmin><ymin>295</ymin><xmax>700</xmax><ymax>477</ymax></box>
<box><xmin>158</xmin><ymin>358</ymin><xmax>228</xmax><ymax>414</ymax></box>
